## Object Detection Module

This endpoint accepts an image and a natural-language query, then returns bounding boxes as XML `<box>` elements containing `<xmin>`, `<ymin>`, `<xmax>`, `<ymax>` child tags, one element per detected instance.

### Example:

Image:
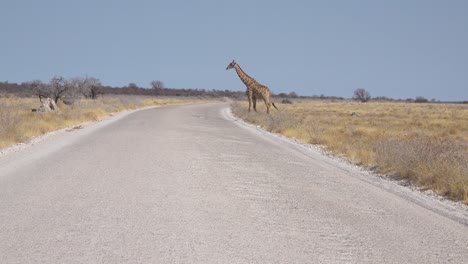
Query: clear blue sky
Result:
<box><xmin>1</xmin><ymin>0</ymin><xmax>467</xmax><ymax>101</ymax></box>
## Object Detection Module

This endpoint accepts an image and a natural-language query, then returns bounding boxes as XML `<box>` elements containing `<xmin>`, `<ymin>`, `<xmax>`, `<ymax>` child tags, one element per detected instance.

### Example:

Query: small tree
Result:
<box><xmin>128</xmin><ymin>83</ymin><xmax>138</xmax><ymax>90</ymax></box>
<box><xmin>27</xmin><ymin>77</ymin><xmax>71</xmax><ymax>104</ymax></box>
<box><xmin>86</xmin><ymin>77</ymin><xmax>102</xmax><ymax>99</ymax></box>
<box><xmin>415</xmin><ymin>96</ymin><xmax>428</xmax><ymax>103</ymax></box>
<box><xmin>353</xmin><ymin>88</ymin><xmax>371</xmax><ymax>102</ymax></box>
<box><xmin>49</xmin><ymin>76</ymin><xmax>71</xmax><ymax>103</ymax></box>
<box><xmin>150</xmin><ymin>80</ymin><xmax>164</xmax><ymax>90</ymax></box>
<box><xmin>150</xmin><ymin>80</ymin><xmax>164</xmax><ymax>96</ymax></box>
<box><xmin>73</xmin><ymin>76</ymin><xmax>102</xmax><ymax>99</ymax></box>
<box><xmin>27</xmin><ymin>80</ymin><xmax>47</xmax><ymax>98</ymax></box>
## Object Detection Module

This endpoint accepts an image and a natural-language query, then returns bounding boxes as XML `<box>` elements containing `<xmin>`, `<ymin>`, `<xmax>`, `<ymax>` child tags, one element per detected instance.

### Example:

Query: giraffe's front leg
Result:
<box><xmin>253</xmin><ymin>95</ymin><xmax>257</xmax><ymax>112</ymax></box>
<box><xmin>247</xmin><ymin>91</ymin><xmax>253</xmax><ymax>112</ymax></box>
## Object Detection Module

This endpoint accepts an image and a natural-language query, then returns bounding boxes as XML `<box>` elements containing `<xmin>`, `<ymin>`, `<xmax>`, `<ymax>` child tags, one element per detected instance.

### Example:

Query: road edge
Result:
<box><xmin>221</xmin><ymin>105</ymin><xmax>468</xmax><ymax>227</ymax></box>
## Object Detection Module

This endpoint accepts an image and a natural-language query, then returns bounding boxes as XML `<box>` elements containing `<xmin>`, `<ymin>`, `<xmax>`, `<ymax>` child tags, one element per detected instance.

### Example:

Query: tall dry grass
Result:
<box><xmin>0</xmin><ymin>95</ymin><xmax>211</xmax><ymax>149</ymax></box>
<box><xmin>231</xmin><ymin>100</ymin><xmax>468</xmax><ymax>203</ymax></box>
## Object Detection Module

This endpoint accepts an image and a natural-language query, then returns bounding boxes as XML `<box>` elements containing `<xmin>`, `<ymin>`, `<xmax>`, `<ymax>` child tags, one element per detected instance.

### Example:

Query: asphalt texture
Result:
<box><xmin>1</xmin><ymin>103</ymin><xmax>467</xmax><ymax>263</ymax></box>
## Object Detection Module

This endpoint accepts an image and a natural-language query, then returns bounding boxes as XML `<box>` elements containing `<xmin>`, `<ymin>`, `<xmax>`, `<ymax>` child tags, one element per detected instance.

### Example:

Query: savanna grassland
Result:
<box><xmin>232</xmin><ymin>100</ymin><xmax>468</xmax><ymax>204</ymax></box>
<box><xmin>0</xmin><ymin>95</ymin><xmax>211</xmax><ymax>149</ymax></box>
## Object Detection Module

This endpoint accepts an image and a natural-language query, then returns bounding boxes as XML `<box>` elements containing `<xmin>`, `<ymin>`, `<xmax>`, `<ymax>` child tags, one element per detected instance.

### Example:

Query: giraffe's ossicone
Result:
<box><xmin>226</xmin><ymin>60</ymin><xmax>278</xmax><ymax>114</ymax></box>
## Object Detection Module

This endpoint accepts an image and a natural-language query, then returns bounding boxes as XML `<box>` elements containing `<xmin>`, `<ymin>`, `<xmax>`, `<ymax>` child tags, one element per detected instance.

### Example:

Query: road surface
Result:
<box><xmin>1</xmin><ymin>103</ymin><xmax>467</xmax><ymax>263</ymax></box>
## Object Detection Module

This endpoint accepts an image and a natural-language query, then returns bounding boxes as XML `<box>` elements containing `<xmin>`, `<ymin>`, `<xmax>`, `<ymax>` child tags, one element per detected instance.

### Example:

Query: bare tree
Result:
<box><xmin>128</xmin><ymin>83</ymin><xmax>138</xmax><ymax>90</ymax></box>
<box><xmin>415</xmin><ymin>96</ymin><xmax>428</xmax><ymax>103</ymax></box>
<box><xmin>48</xmin><ymin>76</ymin><xmax>71</xmax><ymax>103</ymax></box>
<box><xmin>72</xmin><ymin>76</ymin><xmax>102</xmax><ymax>99</ymax></box>
<box><xmin>86</xmin><ymin>77</ymin><xmax>102</xmax><ymax>99</ymax></box>
<box><xmin>69</xmin><ymin>77</ymin><xmax>87</xmax><ymax>96</ymax></box>
<box><xmin>150</xmin><ymin>80</ymin><xmax>164</xmax><ymax>90</ymax></box>
<box><xmin>353</xmin><ymin>88</ymin><xmax>371</xmax><ymax>102</ymax></box>
<box><xmin>27</xmin><ymin>80</ymin><xmax>48</xmax><ymax>98</ymax></box>
<box><xmin>27</xmin><ymin>77</ymin><xmax>71</xmax><ymax>105</ymax></box>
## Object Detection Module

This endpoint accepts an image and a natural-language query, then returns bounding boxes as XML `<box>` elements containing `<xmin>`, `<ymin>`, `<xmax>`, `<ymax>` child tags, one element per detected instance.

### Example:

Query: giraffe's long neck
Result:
<box><xmin>233</xmin><ymin>64</ymin><xmax>256</xmax><ymax>87</ymax></box>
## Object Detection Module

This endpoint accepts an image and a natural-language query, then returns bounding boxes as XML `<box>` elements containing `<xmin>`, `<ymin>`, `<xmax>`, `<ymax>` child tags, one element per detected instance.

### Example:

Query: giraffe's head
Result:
<box><xmin>226</xmin><ymin>60</ymin><xmax>236</xmax><ymax>70</ymax></box>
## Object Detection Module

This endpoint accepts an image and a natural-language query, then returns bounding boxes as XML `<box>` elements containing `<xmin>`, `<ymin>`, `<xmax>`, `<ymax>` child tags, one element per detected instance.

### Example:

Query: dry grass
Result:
<box><xmin>0</xmin><ymin>95</ymin><xmax>212</xmax><ymax>149</ymax></box>
<box><xmin>232</xmin><ymin>100</ymin><xmax>468</xmax><ymax>203</ymax></box>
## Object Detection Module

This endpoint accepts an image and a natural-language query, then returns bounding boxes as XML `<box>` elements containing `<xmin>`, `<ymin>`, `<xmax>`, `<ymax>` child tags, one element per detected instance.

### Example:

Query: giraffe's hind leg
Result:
<box><xmin>263</xmin><ymin>98</ymin><xmax>270</xmax><ymax>114</ymax></box>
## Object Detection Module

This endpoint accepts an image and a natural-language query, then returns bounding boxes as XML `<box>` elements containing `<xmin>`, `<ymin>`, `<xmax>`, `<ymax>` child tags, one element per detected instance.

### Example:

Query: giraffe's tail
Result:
<box><xmin>272</xmin><ymin>102</ymin><xmax>279</xmax><ymax>111</ymax></box>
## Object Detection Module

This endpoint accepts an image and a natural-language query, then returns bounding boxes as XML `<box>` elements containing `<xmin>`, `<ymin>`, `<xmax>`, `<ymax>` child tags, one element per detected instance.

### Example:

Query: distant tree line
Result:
<box><xmin>351</xmin><ymin>88</ymin><xmax>467</xmax><ymax>104</ymax></box>
<box><xmin>0</xmin><ymin>77</ymin><xmax>311</xmax><ymax>101</ymax></box>
<box><xmin>1</xmin><ymin>79</ymin><xmax>464</xmax><ymax>104</ymax></box>
<box><xmin>0</xmin><ymin>77</ymin><xmax>103</xmax><ymax>102</ymax></box>
<box><xmin>0</xmin><ymin>77</ymin><xmax>249</xmax><ymax>101</ymax></box>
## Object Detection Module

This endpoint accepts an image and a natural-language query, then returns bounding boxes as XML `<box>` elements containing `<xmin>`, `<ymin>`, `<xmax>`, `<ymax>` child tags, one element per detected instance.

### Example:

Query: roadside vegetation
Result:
<box><xmin>0</xmin><ymin>76</ymin><xmax>222</xmax><ymax>150</ymax></box>
<box><xmin>0</xmin><ymin>95</ymin><xmax>211</xmax><ymax>149</ymax></box>
<box><xmin>231</xmin><ymin>100</ymin><xmax>468</xmax><ymax>204</ymax></box>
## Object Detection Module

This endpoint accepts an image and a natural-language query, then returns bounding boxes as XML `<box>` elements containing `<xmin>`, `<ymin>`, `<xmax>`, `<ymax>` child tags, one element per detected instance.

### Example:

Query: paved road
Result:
<box><xmin>1</xmin><ymin>103</ymin><xmax>467</xmax><ymax>263</ymax></box>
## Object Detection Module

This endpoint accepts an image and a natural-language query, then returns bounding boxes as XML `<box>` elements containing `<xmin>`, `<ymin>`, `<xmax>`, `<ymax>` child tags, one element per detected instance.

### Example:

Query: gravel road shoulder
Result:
<box><xmin>223</xmin><ymin>106</ymin><xmax>468</xmax><ymax>227</ymax></box>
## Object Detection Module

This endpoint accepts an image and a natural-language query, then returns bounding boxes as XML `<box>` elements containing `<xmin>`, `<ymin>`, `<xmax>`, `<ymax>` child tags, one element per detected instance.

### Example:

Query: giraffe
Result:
<box><xmin>226</xmin><ymin>60</ymin><xmax>278</xmax><ymax>114</ymax></box>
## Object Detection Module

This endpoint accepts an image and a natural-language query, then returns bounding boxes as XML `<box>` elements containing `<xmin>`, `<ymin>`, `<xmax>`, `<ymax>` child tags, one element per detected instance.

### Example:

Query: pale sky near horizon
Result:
<box><xmin>1</xmin><ymin>0</ymin><xmax>467</xmax><ymax>101</ymax></box>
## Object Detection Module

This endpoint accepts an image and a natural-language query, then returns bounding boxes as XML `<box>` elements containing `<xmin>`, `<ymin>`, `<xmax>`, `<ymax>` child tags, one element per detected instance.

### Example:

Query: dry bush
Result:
<box><xmin>0</xmin><ymin>98</ymin><xmax>37</xmax><ymax>146</ymax></box>
<box><xmin>231</xmin><ymin>101</ymin><xmax>295</xmax><ymax>133</ymax></box>
<box><xmin>0</xmin><ymin>102</ymin><xmax>20</xmax><ymax>133</ymax></box>
<box><xmin>303</xmin><ymin>119</ymin><xmax>325</xmax><ymax>144</ymax></box>
<box><xmin>376</xmin><ymin>135</ymin><xmax>468</xmax><ymax>201</ymax></box>
<box><xmin>83</xmin><ymin>111</ymin><xmax>99</xmax><ymax>121</ymax></box>
<box><xmin>265</xmin><ymin>110</ymin><xmax>296</xmax><ymax>133</ymax></box>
